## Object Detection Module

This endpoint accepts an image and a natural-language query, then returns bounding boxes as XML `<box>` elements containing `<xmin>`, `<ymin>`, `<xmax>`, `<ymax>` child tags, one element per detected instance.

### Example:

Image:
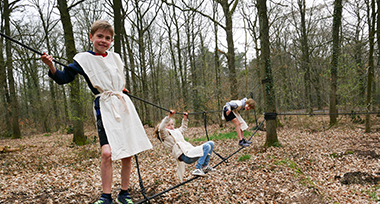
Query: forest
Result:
<box><xmin>1</xmin><ymin>0</ymin><xmax>380</xmax><ymax>203</ymax></box>
<box><xmin>0</xmin><ymin>0</ymin><xmax>379</xmax><ymax>140</ymax></box>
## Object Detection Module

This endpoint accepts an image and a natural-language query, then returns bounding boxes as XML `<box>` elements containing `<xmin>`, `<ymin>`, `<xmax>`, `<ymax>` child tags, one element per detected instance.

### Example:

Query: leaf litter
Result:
<box><xmin>0</xmin><ymin>115</ymin><xmax>379</xmax><ymax>203</ymax></box>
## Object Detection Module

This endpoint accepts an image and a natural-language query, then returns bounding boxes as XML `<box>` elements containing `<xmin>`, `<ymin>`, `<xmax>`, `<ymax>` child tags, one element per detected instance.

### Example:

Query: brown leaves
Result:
<box><xmin>0</xmin><ymin>116</ymin><xmax>380</xmax><ymax>203</ymax></box>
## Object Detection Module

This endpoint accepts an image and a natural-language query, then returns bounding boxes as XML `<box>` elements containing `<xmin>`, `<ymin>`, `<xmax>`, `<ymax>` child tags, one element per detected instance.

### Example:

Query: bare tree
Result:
<box><xmin>57</xmin><ymin>0</ymin><xmax>86</xmax><ymax>145</ymax></box>
<box><xmin>365</xmin><ymin>0</ymin><xmax>375</xmax><ymax>132</ymax></box>
<box><xmin>0</xmin><ymin>0</ymin><xmax>12</xmax><ymax>135</ymax></box>
<box><xmin>3</xmin><ymin>0</ymin><xmax>22</xmax><ymax>138</ymax></box>
<box><xmin>125</xmin><ymin>0</ymin><xmax>162</xmax><ymax>123</ymax></box>
<box><xmin>257</xmin><ymin>0</ymin><xmax>279</xmax><ymax>147</ymax></box>
<box><xmin>329</xmin><ymin>0</ymin><xmax>343</xmax><ymax>126</ymax></box>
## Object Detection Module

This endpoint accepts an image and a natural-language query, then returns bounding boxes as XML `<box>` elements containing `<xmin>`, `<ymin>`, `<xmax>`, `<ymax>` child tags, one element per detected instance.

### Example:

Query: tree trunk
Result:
<box><xmin>329</xmin><ymin>0</ymin><xmax>343</xmax><ymax>126</ymax></box>
<box><xmin>0</xmin><ymin>34</ymin><xmax>11</xmax><ymax>135</ymax></box>
<box><xmin>219</xmin><ymin>0</ymin><xmax>238</xmax><ymax>99</ymax></box>
<box><xmin>365</xmin><ymin>0</ymin><xmax>375</xmax><ymax>132</ymax></box>
<box><xmin>124</xmin><ymin>33</ymin><xmax>136</xmax><ymax>94</ymax></box>
<box><xmin>213</xmin><ymin>1</ymin><xmax>222</xmax><ymax>126</ymax></box>
<box><xmin>298</xmin><ymin>0</ymin><xmax>313</xmax><ymax>114</ymax></box>
<box><xmin>0</xmin><ymin>13</ymin><xmax>12</xmax><ymax>134</ymax></box>
<box><xmin>257</xmin><ymin>0</ymin><xmax>278</xmax><ymax>147</ymax></box>
<box><xmin>57</xmin><ymin>0</ymin><xmax>86</xmax><ymax>145</ymax></box>
<box><xmin>113</xmin><ymin>0</ymin><xmax>122</xmax><ymax>54</ymax></box>
<box><xmin>377</xmin><ymin>0</ymin><xmax>380</xmax><ymax>112</ymax></box>
<box><xmin>4</xmin><ymin>0</ymin><xmax>21</xmax><ymax>138</ymax></box>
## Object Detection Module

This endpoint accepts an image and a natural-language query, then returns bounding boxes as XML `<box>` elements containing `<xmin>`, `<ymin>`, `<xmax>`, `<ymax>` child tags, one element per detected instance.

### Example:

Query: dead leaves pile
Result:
<box><xmin>1</xmin><ymin>115</ymin><xmax>380</xmax><ymax>203</ymax></box>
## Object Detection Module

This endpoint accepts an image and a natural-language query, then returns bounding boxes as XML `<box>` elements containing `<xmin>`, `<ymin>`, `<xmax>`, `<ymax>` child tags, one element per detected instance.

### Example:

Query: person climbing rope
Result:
<box><xmin>153</xmin><ymin>110</ymin><xmax>215</xmax><ymax>181</ymax></box>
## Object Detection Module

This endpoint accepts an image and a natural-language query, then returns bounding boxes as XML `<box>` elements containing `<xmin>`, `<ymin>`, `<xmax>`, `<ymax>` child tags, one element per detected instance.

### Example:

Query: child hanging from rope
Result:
<box><xmin>153</xmin><ymin>110</ymin><xmax>215</xmax><ymax>181</ymax></box>
<box><xmin>41</xmin><ymin>20</ymin><xmax>152</xmax><ymax>204</ymax></box>
<box><xmin>222</xmin><ymin>98</ymin><xmax>256</xmax><ymax>147</ymax></box>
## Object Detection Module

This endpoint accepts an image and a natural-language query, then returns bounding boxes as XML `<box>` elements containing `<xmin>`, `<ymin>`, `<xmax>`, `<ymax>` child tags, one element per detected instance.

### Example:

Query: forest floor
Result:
<box><xmin>1</xmin><ymin>115</ymin><xmax>380</xmax><ymax>204</ymax></box>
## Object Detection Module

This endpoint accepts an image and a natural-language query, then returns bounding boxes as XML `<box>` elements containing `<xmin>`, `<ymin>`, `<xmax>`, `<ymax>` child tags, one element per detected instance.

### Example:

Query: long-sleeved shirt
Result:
<box><xmin>224</xmin><ymin>98</ymin><xmax>247</xmax><ymax>111</ymax></box>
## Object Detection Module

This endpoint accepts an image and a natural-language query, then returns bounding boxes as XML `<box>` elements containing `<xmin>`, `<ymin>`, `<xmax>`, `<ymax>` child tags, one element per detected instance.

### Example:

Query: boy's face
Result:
<box><xmin>89</xmin><ymin>28</ymin><xmax>113</xmax><ymax>54</ymax></box>
<box><xmin>245</xmin><ymin>104</ymin><xmax>252</xmax><ymax>110</ymax></box>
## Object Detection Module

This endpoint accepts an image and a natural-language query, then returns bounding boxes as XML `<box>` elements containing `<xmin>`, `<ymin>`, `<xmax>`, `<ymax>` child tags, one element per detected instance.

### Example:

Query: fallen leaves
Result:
<box><xmin>0</xmin><ymin>115</ymin><xmax>380</xmax><ymax>203</ymax></box>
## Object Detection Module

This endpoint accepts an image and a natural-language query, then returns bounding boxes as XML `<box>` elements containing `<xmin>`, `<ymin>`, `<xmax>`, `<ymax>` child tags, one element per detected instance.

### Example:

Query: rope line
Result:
<box><xmin>203</xmin><ymin>112</ymin><xmax>229</xmax><ymax>164</ymax></box>
<box><xmin>0</xmin><ymin>32</ymin><xmax>67</xmax><ymax>67</ymax></box>
<box><xmin>134</xmin><ymin>155</ymin><xmax>151</xmax><ymax>204</ymax></box>
<box><xmin>277</xmin><ymin>111</ymin><xmax>380</xmax><ymax>116</ymax></box>
<box><xmin>135</xmin><ymin>119</ymin><xmax>265</xmax><ymax>204</ymax></box>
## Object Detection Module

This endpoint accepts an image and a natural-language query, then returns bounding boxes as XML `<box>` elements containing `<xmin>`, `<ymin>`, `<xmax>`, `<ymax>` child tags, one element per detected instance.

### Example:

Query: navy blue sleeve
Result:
<box><xmin>48</xmin><ymin>61</ymin><xmax>84</xmax><ymax>85</ymax></box>
<box><xmin>48</xmin><ymin>60</ymin><xmax>100</xmax><ymax>95</ymax></box>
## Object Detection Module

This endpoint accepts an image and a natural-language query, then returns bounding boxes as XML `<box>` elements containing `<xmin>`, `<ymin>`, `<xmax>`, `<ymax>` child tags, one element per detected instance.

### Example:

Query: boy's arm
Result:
<box><xmin>42</xmin><ymin>53</ymin><xmax>82</xmax><ymax>85</ymax></box>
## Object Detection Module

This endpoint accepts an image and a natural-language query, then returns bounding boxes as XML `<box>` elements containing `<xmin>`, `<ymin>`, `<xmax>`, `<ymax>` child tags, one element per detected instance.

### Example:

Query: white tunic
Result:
<box><xmin>74</xmin><ymin>52</ymin><xmax>152</xmax><ymax>160</ymax></box>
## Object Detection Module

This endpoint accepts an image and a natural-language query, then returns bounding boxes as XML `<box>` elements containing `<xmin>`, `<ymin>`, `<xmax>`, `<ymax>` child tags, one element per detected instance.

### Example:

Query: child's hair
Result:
<box><xmin>153</xmin><ymin>118</ymin><xmax>175</xmax><ymax>142</ymax></box>
<box><xmin>153</xmin><ymin>124</ymin><xmax>162</xmax><ymax>142</ymax></box>
<box><xmin>246</xmin><ymin>99</ymin><xmax>256</xmax><ymax>109</ymax></box>
<box><xmin>91</xmin><ymin>20</ymin><xmax>114</xmax><ymax>36</ymax></box>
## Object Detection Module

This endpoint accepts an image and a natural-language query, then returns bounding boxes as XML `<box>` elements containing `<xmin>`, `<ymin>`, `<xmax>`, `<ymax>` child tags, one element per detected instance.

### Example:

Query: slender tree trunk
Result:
<box><xmin>124</xmin><ymin>34</ymin><xmax>136</xmax><ymax>94</ymax></box>
<box><xmin>377</xmin><ymin>0</ymin><xmax>380</xmax><ymax>112</ymax></box>
<box><xmin>213</xmin><ymin>2</ymin><xmax>222</xmax><ymax>126</ymax></box>
<box><xmin>121</xmin><ymin>27</ymin><xmax>130</xmax><ymax>90</ymax></box>
<box><xmin>4</xmin><ymin>0</ymin><xmax>21</xmax><ymax>138</ymax></box>
<box><xmin>329</xmin><ymin>0</ymin><xmax>343</xmax><ymax>126</ymax></box>
<box><xmin>257</xmin><ymin>0</ymin><xmax>278</xmax><ymax>147</ymax></box>
<box><xmin>113</xmin><ymin>0</ymin><xmax>121</xmax><ymax>54</ymax></box>
<box><xmin>365</xmin><ymin>0</ymin><xmax>375</xmax><ymax>132</ymax></box>
<box><xmin>219</xmin><ymin>0</ymin><xmax>238</xmax><ymax>99</ymax></box>
<box><xmin>36</xmin><ymin>0</ymin><xmax>57</xmax><ymax>130</ymax></box>
<box><xmin>176</xmin><ymin>9</ymin><xmax>186</xmax><ymax>106</ymax></box>
<box><xmin>163</xmin><ymin>8</ymin><xmax>180</xmax><ymax>104</ymax></box>
<box><xmin>0</xmin><ymin>25</ymin><xmax>11</xmax><ymax>134</ymax></box>
<box><xmin>298</xmin><ymin>0</ymin><xmax>313</xmax><ymax>114</ymax></box>
<box><xmin>57</xmin><ymin>0</ymin><xmax>86</xmax><ymax>145</ymax></box>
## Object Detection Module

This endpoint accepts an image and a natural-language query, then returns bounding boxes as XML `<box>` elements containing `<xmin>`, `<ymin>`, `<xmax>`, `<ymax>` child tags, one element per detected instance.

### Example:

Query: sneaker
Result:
<box><xmin>116</xmin><ymin>191</ymin><xmax>133</xmax><ymax>204</ymax></box>
<box><xmin>192</xmin><ymin>168</ymin><xmax>207</xmax><ymax>177</ymax></box>
<box><xmin>203</xmin><ymin>165</ymin><xmax>215</xmax><ymax>173</ymax></box>
<box><xmin>94</xmin><ymin>196</ymin><xmax>113</xmax><ymax>204</ymax></box>
<box><xmin>242</xmin><ymin>138</ymin><xmax>252</xmax><ymax>144</ymax></box>
<box><xmin>239</xmin><ymin>140</ymin><xmax>249</xmax><ymax>147</ymax></box>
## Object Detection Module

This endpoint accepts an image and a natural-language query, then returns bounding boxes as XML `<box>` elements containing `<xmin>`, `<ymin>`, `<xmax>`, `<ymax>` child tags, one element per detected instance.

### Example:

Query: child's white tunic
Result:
<box><xmin>74</xmin><ymin>52</ymin><xmax>152</xmax><ymax>160</ymax></box>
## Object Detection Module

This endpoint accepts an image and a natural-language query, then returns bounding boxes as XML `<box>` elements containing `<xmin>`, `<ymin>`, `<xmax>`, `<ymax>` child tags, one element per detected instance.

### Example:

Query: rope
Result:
<box><xmin>135</xmin><ymin>176</ymin><xmax>199</xmax><ymax>204</ymax></box>
<box><xmin>202</xmin><ymin>112</ymin><xmax>229</xmax><ymax>164</ymax></box>
<box><xmin>134</xmin><ymin>155</ymin><xmax>151</xmax><ymax>204</ymax></box>
<box><xmin>135</xmin><ymin>119</ymin><xmax>265</xmax><ymax>204</ymax></box>
<box><xmin>277</xmin><ymin>111</ymin><xmax>380</xmax><ymax>116</ymax></box>
<box><xmin>0</xmin><ymin>32</ymin><xmax>66</xmax><ymax>67</ymax></box>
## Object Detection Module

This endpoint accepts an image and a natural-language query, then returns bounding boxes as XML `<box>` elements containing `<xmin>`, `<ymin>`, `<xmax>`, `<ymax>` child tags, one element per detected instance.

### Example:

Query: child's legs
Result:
<box><xmin>120</xmin><ymin>157</ymin><xmax>132</xmax><ymax>190</ymax></box>
<box><xmin>231</xmin><ymin>118</ymin><xmax>243</xmax><ymax>140</ymax></box>
<box><xmin>101</xmin><ymin>144</ymin><xmax>113</xmax><ymax>194</ymax></box>
<box><xmin>180</xmin><ymin>154</ymin><xmax>199</xmax><ymax>164</ymax></box>
<box><xmin>196</xmin><ymin>143</ymin><xmax>212</xmax><ymax>169</ymax></box>
<box><xmin>202</xmin><ymin>141</ymin><xmax>214</xmax><ymax>167</ymax></box>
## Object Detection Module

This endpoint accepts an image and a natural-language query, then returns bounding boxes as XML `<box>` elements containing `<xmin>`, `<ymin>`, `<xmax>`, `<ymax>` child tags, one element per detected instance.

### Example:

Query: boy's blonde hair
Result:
<box><xmin>91</xmin><ymin>20</ymin><xmax>114</xmax><ymax>36</ymax></box>
<box><xmin>246</xmin><ymin>99</ymin><xmax>256</xmax><ymax>109</ymax></box>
